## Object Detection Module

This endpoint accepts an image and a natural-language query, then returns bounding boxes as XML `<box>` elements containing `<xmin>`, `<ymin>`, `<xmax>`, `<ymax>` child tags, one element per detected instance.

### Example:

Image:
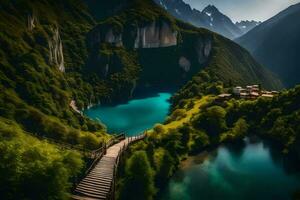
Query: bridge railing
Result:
<box><xmin>24</xmin><ymin>131</ymin><xmax>99</xmax><ymax>157</ymax></box>
<box><xmin>83</xmin><ymin>133</ymin><xmax>127</xmax><ymax>176</ymax></box>
<box><xmin>107</xmin><ymin>131</ymin><xmax>147</xmax><ymax>200</ymax></box>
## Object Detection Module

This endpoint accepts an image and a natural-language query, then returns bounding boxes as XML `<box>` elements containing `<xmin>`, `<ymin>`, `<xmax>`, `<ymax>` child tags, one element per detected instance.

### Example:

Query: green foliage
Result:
<box><xmin>152</xmin><ymin>148</ymin><xmax>175</xmax><ymax>187</ymax></box>
<box><xmin>0</xmin><ymin>118</ymin><xmax>84</xmax><ymax>200</ymax></box>
<box><xmin>119</xmin><ymin>151</ymin><xmax>156</xmax><ymax>200</ymax></box>
<box><xmin>194</xmin><ymin>106</ymin><xmax>227</xmax><ymax>136</ymax></box>
<box><xmin>169</xmin><ymin>109</ymin><xmax>187</xmax><ymax>121</ymax></box>
<box><xmin>225</xmin><ymin>85</ymin><xmax>300</xmax><ymax>153</ymax></box>
<box><xmin>153</xmin><ymin>124</ymin><xmax>166</xmax><ymax>134</ymax></box>
<box><xmin>189</xmin><ymin>129</ymin><xmax>210</xmax><ymax>153</ymax></box>
<box><xmin>220</xmin><ymin>118</ymin><xmax>249</xmax><ymax>143</ymax></box>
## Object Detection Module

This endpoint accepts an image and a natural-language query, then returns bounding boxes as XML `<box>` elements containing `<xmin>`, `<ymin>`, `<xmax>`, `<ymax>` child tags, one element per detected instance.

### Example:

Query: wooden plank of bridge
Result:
<box><xmin>72</xmin><ymin>135</ymin><xmax>144</xmax><ymax>200</ymax></box>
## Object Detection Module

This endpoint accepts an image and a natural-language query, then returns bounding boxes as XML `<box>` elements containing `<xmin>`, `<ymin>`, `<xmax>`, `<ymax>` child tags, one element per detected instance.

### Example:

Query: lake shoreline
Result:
<box><xmin>159</xmin><ymin>136</ymin><xmax>300</xmax><ymax>200</ymax></box>
<box><xmin>84</xmin><ymin>93</ymin><xmax>172</xmax><ymax>136</ymax></box>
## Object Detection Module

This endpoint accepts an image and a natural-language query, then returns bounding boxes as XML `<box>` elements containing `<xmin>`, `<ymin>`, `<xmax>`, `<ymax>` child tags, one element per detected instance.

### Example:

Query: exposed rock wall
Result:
<box><xmin>48</xmin><ymin>27</ymin><xmax>65</xmax><ymax>72</ymax></box>
<box><xmin>195</xmin><ymin>37</ymin><xmax>212</xmax><ymax>64</ymax></box>
<box><xmin>134</xmin><ymin>21</ymin><xmax>177</xmax><ymax>48</ymax></box>
<box><xmin>88</xmin><ymin>28</ymin><xmax>123</xmax><ymax>48</ymax></box>
<box><xmin>70</xmin><ymin>100</ymin><xmax>82</xmax><ymax>114</ymax></box>
<box><xmin>27</xmin><ymin>14</ymin><xmax>37</xmax><ymax>31</ymax></box>
<box><xmin>105</xmin><ymin>30</ymin><xmax>123</xmax><ymax>47</ymax></box>
<box><xmin>179</xmin><ymin>56</ymin><xmax>191</xmax><ymax>72</ymax></box>
<box><xmin>88</xmin><ymin>20</ymin><xmax>177</xmax><ymax>49</ymax></box>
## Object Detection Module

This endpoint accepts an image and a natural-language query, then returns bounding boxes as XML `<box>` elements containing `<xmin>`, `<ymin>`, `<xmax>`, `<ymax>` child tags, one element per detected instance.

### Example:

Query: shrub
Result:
<box><xmin>153</xmin><ymin>124</ymin><xmax>166</xmax><ymax>134</ymax></box>
<box><xmin>170</xmin><ymin>109</ymin><xmax>186</xmax><ymax>121</ymax></box>
<box><xmin>80</xmin><ymin>133</ymin><xmax>99</xmax><ymax>150</ymax></box>
<box><xmin>0</xmin><ymin>119</ymin><xmax>83</xmax><ymax>200</ymax></box>
<box><xmin>194</xmin><ymin>106</ymin><xmax>227</xmax><ymax>136</ymax></box>
<box><xmin>119</xmin><ymin>151</ymin><xmax>156</xmax><ymax>200</ymax></box>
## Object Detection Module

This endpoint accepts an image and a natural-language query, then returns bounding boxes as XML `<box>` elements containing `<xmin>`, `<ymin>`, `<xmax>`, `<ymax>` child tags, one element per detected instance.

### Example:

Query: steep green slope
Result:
<box><xmin>84</xmin><ymin>0</ymin><xmax>282</xmax><ymax>95</ymax></box>
<box><xmin>172</xmin><ymin>32</ymin><xmax>283</xmax><ymax>104</ymax></box>
<box><xmin>236</xmin><ymin>3</ymin><xmax>300</xmax><ymax>87</ymax></box>
<box><xmin>0</xmin><ymin>118</ymin><xmax>83</xmax><ymax>199</ymax></box>
<box><xmin>0</xmin><ymin>0</ymin><xmax>109</xmax><ymax>149</ymax></box>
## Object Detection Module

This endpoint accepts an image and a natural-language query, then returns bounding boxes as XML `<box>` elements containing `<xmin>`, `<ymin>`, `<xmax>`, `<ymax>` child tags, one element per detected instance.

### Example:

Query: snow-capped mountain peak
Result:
<box><xmin>153</xmin><ymin>0</ymin><xmax>258</xmax><ymax>39</ymax></box>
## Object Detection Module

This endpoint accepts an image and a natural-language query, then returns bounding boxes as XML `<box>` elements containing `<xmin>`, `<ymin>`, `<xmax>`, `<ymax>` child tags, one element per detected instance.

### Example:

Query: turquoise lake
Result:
<box><xmin>160</xmin><ymin>138</ymin><xmax>300</xmax><ymax>200</ymax></box>
<box><xmin>84</xmin><ymin>93</ymin><xmax>171</xmax><ymax>136</ymax></box>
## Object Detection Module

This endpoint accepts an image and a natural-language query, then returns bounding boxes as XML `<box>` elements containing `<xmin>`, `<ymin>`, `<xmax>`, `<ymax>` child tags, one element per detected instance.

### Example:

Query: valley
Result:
<box><xmin>0</xmin><ymin>0</ymin><xmax>300</xmax><ymax>200</ymax></box>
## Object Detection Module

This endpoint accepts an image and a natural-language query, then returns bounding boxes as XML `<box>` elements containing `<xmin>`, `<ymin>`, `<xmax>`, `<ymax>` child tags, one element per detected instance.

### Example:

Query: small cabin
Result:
<box><xmin>218</xmin><ymin>93</ymin><xmax>232</xmax><ymax>99</ymax></box>
<box><xmin>261</xmin><ymin>94</ymin><xmax>274</xmax><ymax>98</ymax></box>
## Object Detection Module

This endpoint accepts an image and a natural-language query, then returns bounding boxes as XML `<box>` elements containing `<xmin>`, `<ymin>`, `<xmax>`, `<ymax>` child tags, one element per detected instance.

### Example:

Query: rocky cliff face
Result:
<box><xmin>195</xmin><ymin>37</ymin><xmax>212</xmax><ymax>64</ymax></box>
<box><xmin>27</xmin><ymin>14</ymin><xmax>37</xmax><ymax>31</ymax></box>
<box><xmin>134</xmin><ymin>21</ymin><xmax>177</xmax><ymax>48</ymax></box>
<box><xmin>48</xmin><ymin>27</ymin><xmax>65</xmax><ymax>72</ymax></box>
<box><xmin>88</xmin><ymin>20</ymin><xmax>177</xmax><ymax>49</ymax></box>
<box><xmin>105</xmin><ymin>30</ymin><xmax>123</xmax><ymax>47</ymax></box>
<box><xmin>179</xmin><ymin>56</ymin><xmax>191</xmax><ymax>72</ymax></box>
<box><xmin>27</xmin><ymin>14</ymin><xmax>65</xmax><ymax>72</ymax></box>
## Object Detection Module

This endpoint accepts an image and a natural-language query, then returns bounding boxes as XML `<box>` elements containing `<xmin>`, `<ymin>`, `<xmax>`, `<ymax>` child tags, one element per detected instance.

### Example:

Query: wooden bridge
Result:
<box><xmin>72</xmin><ymin>133</ymin><xmax>146</xmax><ymax>200</ymax></box>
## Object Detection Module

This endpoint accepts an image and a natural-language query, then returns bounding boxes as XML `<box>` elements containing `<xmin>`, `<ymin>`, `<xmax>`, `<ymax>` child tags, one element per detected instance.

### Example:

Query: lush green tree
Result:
<box><xmin>190</xmin><ymin>129</ymin><xmax>210</xmax><ymax>153</ymax></box>
<box><xmin>194</xmin><ymin>106</ymin><xmax>227</xmax><ymax>136</ymax></box>
<box><xmin>119</xmin><ymin>151</ymin><xmax>156</xmax><ymax>200</ymax></box>
<box><xmin>153</xmin><ymin>124</ymin><xmax>166</xmax><ymax>134</ymax></box>
<box><xmin>0</xmin><ymin>119</ymin><xmax>84</xmax><ymax>200</ymax></box>
<box><xmin>152</xmin><ymin>148</ymin><xmax>175</xmax><ymax>187</ymax></box>
<box><xmin>220</xmin><ymin>118</ymin><xmax>249</xmax><ymax>143</ymax></box>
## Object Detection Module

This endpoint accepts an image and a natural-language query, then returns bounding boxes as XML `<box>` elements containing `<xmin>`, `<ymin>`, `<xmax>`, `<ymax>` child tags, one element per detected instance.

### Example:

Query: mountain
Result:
<box><xmin>0</xmin><ymin>0</ymin><xmax>282</xmax><ymax>198</ymax></box>
<box><xmin>154</xmin><ymin>0</ymin><xmax>246</xmax><ymax>39</ymax></box>
<box><xmin>0</xmin><ymin>0</ymin><xmax>282</xmax><ymax>135</ymax></box>
<box><xmin>236</xmin><ymin>3</ymin><xmax>300</xmax><ymax>87</ymax></box>
<box><xmin>235</xmin><ymin>20</ymin><xmax>261</xmax><ymax>34</ymax></box>
<box><xmin>202</xmin><ymin>5</ymin><xmax>243</xmax><ymax>39</ymax></box>
<box><xmin>84</xmin><ymin>0</ymin><xmax>281</xmax><ymax>91</ymax></box>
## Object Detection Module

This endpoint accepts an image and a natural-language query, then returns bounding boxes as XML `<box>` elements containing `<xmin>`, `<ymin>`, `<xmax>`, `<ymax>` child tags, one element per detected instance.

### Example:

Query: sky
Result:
<box><xmin>183</xmin><ymin>0</ymin><xmax>300</xmax><ymax>22</ymax></box>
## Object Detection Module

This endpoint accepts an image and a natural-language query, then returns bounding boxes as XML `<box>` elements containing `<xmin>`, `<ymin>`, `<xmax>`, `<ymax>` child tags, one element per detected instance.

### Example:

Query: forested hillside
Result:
<box><xmin>236</xmin><ymin>3</ymin><xmax>300</xmax><ymax>87</ymax></box>
<box><xmin>117</xmin><ymin>85</ymin><xmax>300</xmax><ymax>200</ymax></box>
<box><xmin>0</xmin><ymin>0</ymin><xmax>284</xmax><ymax>198</ymax></box>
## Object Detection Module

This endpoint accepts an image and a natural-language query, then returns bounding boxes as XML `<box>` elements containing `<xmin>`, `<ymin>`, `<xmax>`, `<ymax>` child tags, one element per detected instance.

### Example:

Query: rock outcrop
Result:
<box><xmin>27</xmin><ymin>14</ymin><xmax>37</xmax><ymax>31</ymax></box>
<box><xmin>105</xmin><ymin>30</ymin><xmax>123</xmax><ymax>47</ymax></box>
<box><xmin>179</xmin><ymin>56</ymin><xmax>191</xmax><ymax>72</ymax></box>
<box><xmin>88</xmin><ymin>20</ymin><xmax>177</xmax><ymax>49</ymax></box>
<box><xmin>195</xmin><ymin>37</ymin><xmax>212</xmax><ymax>64</ymax></box>
<box><xmin>134</xmin><ymin>21</ymin><xmax>177</xmax><ymax>48</ymax></box>
<box><xmin>70</xmin><ymin>100</ymin><xmax>82</xmax><ymax>114</ymax></box>
<box><xmin>48</xmin><ymin>27</ymin><xmax>65</xmax><ymax>72</ymax></box>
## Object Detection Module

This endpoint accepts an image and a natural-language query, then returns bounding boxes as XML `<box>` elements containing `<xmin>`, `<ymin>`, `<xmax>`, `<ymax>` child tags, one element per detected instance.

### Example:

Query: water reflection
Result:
<box><xmin>160</xmin><ymin>137</ymin><xmax>300</xmax><ymax>200</ymax></box>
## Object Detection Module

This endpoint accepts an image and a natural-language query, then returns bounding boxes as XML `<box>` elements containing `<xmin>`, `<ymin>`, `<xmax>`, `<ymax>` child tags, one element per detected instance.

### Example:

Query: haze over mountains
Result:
<box><xmin>154</xmin><ymin>0</ymin><xmax>260</xmax><ymax>39</ymax></box>
<box><xmin>236</xmin><ymin>20</ymin><xmax>261</xmax><ymax>35</ymax></box>
<box><xmin>236</xmin><ymin>3</ymin><xmax>300</xmax><ymax>87</ymax></box>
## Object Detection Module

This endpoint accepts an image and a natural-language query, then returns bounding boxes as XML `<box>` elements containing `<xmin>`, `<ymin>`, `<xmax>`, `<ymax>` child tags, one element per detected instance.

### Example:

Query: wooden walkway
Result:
<box><xmin>72</xmin><ymin>134</ymin><xmax>146</xmax><ymax>200</ymax></box>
